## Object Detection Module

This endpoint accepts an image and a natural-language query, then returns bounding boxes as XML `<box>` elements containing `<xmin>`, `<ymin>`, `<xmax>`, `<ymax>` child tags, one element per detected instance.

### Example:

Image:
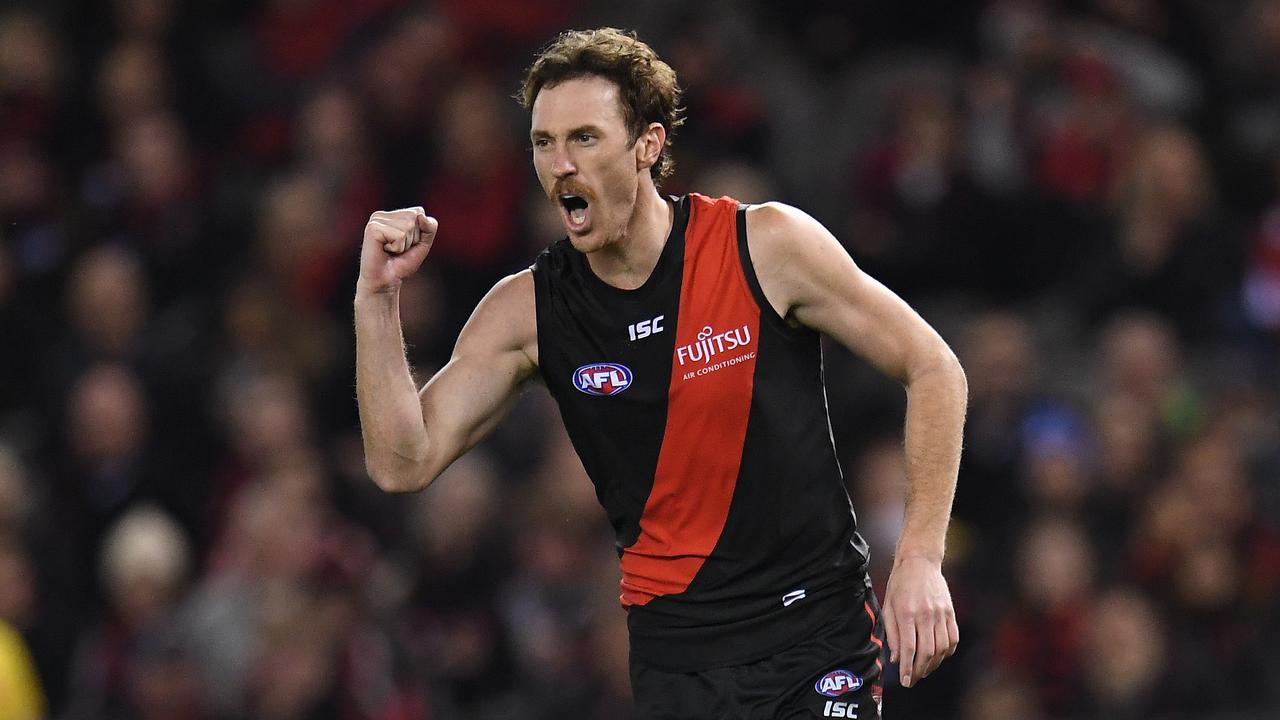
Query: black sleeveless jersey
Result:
<box><xmin>532</xmin><ymin>193</ymin><xmax>870</xmax><ymax>671</ymax></box>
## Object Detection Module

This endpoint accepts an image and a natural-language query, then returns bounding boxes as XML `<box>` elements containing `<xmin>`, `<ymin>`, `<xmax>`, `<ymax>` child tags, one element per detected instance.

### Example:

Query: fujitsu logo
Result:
<box><xmin>675</xmin><ymin>325</ymin><xmax>753</xmax><ymax>366</ymax></box>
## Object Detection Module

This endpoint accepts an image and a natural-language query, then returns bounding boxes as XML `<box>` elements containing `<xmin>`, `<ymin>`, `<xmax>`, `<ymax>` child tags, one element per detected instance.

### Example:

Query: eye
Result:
<box><xmin>532</xmin><ymin>137</ymin><xmax>551</xmax><ymax>149</ymax></box>
<box><xmin>574</xmin><ymin>132</ymin><xmax>595</xmax><ymax>143</ymax></box>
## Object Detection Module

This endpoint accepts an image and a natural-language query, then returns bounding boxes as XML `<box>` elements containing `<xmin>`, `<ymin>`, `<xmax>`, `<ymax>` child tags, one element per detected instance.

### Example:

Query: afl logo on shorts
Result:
<box><xmin>573</xmin><ymin>363</ymin><xmax>633</xmax><ymax>396</ymax></box>
<box><xmin>815</xmin><ymin>669</ymin><xmax>862</xmax><ymax>697</ymax></box>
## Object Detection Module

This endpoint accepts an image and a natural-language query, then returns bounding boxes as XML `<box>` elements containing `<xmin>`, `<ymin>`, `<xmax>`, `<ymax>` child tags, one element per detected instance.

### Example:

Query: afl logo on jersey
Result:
<box><xmin>815</xmin><ymin>670</ymin><xmax>862</xmax><ymax>697</ymax></box>
<box><xmin>573</xmin><ymin>363</ymin><xmax>633</xmax><ymax>396</ymax></box>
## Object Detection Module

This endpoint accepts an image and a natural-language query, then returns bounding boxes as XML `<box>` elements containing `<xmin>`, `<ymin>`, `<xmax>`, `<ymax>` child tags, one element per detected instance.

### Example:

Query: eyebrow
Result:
<box><xmin>530</xmin><ymin>124</ymin><xmax>607</xmax><ymax>141</ymax></box>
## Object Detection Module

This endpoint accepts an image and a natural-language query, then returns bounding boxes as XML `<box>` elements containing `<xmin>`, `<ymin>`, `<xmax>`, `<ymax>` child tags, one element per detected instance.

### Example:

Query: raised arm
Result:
<box><xmin>745</xmin><ymin>202</ymin><xmax>968</xmax><ymax>689</ymax></box>
<box><xmin>355</xmin><ymin>207</ymin><xmax>538</xmax><ymax>493</ymax></box>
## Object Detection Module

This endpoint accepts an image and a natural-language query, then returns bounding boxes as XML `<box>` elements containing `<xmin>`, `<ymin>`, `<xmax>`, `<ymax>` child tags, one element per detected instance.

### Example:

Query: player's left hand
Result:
<box><xmin>882</xmin><ymin>555</ymin><xmax>959</xmax><ymax>688</ymax></box>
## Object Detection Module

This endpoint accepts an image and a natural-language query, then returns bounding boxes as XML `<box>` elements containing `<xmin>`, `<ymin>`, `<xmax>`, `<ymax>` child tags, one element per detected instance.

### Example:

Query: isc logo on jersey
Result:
<box><xmin>573</xmin><ymin>363</ymin><xmax>633</xmax><ymax>396</ymax></box>
<box><xmin>815</xmin><ymin>670</ymin><xmax>862</xmax><ymax>697</ymax></box>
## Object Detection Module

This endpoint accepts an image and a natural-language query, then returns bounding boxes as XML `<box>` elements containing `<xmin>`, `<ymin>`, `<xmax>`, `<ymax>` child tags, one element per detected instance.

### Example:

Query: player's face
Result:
<box><xmin>530</xmin><ymin>76</ymin><xmax>644</xmax><ymax>253</ymax></box>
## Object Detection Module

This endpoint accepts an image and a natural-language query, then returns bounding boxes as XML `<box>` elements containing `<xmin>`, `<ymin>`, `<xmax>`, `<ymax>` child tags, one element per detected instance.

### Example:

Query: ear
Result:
<box><xmin>635</xmin><ymin>122</ymin><xmax>667</xmax><ymax>173</ymax></box>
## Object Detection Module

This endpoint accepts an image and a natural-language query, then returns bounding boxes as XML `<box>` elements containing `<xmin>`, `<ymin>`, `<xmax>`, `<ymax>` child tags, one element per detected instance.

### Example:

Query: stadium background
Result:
<box><xmin>2</xmin><ymin>0</ymin><xmax>1280</xmax><ymax>718</ymax></box>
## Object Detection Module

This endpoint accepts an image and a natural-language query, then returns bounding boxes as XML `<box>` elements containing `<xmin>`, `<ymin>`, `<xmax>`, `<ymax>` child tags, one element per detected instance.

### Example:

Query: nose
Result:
<box><xmin>550</xmin><ymin>145</ymin><xmax>577</xmax><ymax>179</ymax></box>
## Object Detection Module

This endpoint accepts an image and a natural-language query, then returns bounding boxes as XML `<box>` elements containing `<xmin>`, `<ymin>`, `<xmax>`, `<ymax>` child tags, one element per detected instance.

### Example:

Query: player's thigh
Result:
<box><xmin>631</xmin><ymin>659</ymin><xmax>736</xmax><ymax>719</ymax></box>
<box><xmin>778</xmin><ymin>593</ymin><xmax>887</xmax><ymax>719</ymax></box>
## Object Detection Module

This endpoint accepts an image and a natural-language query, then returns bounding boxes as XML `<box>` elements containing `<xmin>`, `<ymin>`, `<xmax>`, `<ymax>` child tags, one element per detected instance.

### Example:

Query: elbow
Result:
<box><xmin>945</xmin><ymin>351</ymin><xmax>968</xmax><ymax>398</ymax></box>
<box><xmin>365</xmin><ymin>456</ymin><xmax>432</xmax><ymax>494</ymax></box>
<box><xmin>943</xmin><ymin>351</ymin><xmax>969</xmax><ymax>409</ymax></box>
<box><xmin>908</xmin><ymin>345</ymin><xmax>968</xmax><ymax>399</ymax></box>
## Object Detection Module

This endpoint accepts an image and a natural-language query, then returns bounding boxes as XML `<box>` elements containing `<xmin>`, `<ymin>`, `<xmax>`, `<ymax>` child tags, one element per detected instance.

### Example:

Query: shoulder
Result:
<box><xmin>477</xmin><ymin>268</ymin><xmax>535</xmax><ymax>325</ymax></box>
<box><xmin>457</xmin><ymin>269</ymin><xmax>538</xmax><ymax>364</ymax></box>
<box><xmin>489</xmin><ymin>267</ymin><xmax>535</xmax><ymax>299</ymax></box>
<box><xmin>742</xmin><ymin>201</ymin><xmax>855</xmax><ymax>318</ymax></box>
<box><xmin>743</xmin><ymin>201</ymin><xmax>831</xmax><ymax>251</ymax></box>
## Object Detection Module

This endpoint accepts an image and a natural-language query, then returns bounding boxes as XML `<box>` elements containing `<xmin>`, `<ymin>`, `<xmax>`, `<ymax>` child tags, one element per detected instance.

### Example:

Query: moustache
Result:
<box><xmin>553</xmin><ymin>182</ymin><xmax>592</xmax><ymax>200</ymax></box>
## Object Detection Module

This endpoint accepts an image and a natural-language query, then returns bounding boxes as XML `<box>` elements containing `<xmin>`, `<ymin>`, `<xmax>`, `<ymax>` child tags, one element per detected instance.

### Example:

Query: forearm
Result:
<box><xmin>354</xmin><ymin>282</ymin><xmax>430</xmax><ymax>492</ymax></box>
<box><xmin>896</xmin><ymin>353</ymin><xmax>967</xmax><ymax>563</ymax></box>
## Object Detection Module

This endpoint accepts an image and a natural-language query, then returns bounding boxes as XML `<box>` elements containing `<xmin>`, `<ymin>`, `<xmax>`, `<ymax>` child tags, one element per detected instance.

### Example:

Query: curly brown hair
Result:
<box><xmin>519</xmin><ymin>28</ymin><xmax>686</xmax><ymax>182</ymax></box>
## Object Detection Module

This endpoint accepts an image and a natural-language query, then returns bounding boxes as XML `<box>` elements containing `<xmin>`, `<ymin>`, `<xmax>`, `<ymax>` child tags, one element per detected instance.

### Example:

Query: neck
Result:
<box><xmin>585</xmin><ymin>182</ymin><xmax>673</xmax><ymax>290</ymax></box>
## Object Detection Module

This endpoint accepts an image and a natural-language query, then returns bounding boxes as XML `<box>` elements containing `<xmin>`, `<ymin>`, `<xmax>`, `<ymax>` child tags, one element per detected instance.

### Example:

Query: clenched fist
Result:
<box><xmin>358</xmin><ymin>207</ymin><xmax>438</xmax><ymax>294</ymax></box>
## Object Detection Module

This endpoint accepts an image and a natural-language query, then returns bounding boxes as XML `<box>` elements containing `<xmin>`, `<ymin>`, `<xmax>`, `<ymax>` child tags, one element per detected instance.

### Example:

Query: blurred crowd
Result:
<box><xmin>1</xmin><ymin>0</ymin><xmax>1279</xmax><ymax>718</ymax></box>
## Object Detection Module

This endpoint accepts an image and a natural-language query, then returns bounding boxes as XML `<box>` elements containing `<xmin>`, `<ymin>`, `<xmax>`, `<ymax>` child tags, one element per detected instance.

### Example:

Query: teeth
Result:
<box><xmin>570</xmin><ymin>208</ymin><xmax>586</xmax><ymax>224</ymax></box>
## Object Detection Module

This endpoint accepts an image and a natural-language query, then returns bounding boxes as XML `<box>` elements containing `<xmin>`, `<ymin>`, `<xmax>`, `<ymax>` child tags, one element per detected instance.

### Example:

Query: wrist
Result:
<box><xmin>355</xmin><ymin>279</ymin><xmax>400</xmax><ymax>303</ymax></box>
<box><xmin>893</xmin><ymin>544</ymin><xmax>945</xmax><ymax>567</ymax></box>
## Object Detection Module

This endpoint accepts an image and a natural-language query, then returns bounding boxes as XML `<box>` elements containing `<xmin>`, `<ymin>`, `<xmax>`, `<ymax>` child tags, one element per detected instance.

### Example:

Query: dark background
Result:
<box><xmin>1</xmin><ymin>0</ymin><xmax>1279</xmax><ymax>718</ymax></box>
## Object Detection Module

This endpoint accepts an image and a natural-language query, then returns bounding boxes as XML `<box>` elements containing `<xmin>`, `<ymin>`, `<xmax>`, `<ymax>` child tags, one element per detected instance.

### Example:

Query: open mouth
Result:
<box><xmin>558</xmin><ymin>193</ymin><xmax>590</xmax><ymax>232</ymax></box>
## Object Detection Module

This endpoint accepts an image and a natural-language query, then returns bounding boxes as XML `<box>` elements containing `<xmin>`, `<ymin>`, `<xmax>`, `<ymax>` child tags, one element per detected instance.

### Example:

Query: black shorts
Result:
<box><xmin>630</xmin><ymin>589</ymin><xmax>886</xmax><ymax>719</ymax></box>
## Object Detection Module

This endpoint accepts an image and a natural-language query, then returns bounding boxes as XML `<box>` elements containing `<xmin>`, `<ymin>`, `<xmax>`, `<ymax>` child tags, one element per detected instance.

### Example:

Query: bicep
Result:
<box><xmin>417</xmin><ymin>348</ymin><xmax>530</xmax><ymax>475</ymax></box>
<box><xmin>796</xmin><ymin>256</ymin><xmax>946</xmax><ymax>382</ymax></box>
<box><xmin>416</xmin><ymin>272</ymin><xmax>538</xmax><ymax>479</ymax></box>
<box><xmin>752</xmin><ymin>204</ymin><xmax>951</xmax><ymax>382</ymax></box>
